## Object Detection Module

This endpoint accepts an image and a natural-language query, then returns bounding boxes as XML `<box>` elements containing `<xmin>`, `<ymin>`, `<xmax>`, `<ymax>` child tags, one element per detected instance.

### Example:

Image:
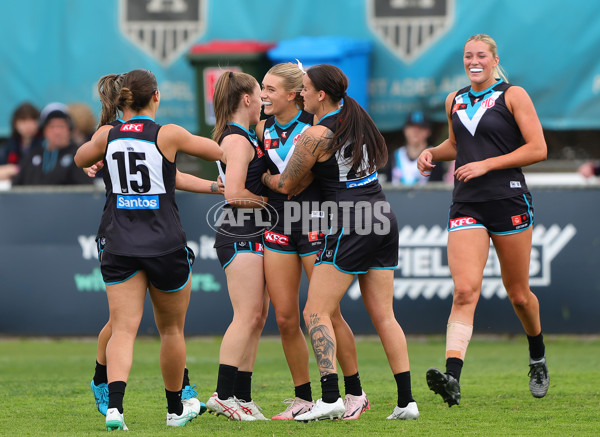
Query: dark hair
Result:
<box><xmin>306</xmin><ymin>64</ymin><xmax>387</xmax><ymax>175</ymax></box>
<box><xmin>211</xmin><ymin>71</ymin><xmax>258</xmax><ymax>142</ymax></box>
<box><xmin>10</xmin><ymin>102</ymin><xmax>40</xmax><ymax>140</ymax></box>
<box><xmin>97</xmin><ymin>73</ymin><xmax>126</xmax><ymax>128</ymax></box>
<box><xmin>117</xmin><ymin>69</ymin><xmax>158</xmax><ymax>112</ymax></box>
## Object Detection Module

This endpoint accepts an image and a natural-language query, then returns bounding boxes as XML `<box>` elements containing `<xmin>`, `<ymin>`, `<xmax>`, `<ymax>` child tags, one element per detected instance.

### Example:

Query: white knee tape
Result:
<box><xmin>445</xmin><ymin>321</ymin><xmax>473</xmax><ymax>360</ymax></box>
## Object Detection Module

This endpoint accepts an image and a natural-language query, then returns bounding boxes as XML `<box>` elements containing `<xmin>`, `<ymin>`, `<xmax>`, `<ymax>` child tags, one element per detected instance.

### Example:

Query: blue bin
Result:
<box><xmin>267</xmin><ymin>36</ymin><xmax>372</xmax><ymax>110</ymax></box>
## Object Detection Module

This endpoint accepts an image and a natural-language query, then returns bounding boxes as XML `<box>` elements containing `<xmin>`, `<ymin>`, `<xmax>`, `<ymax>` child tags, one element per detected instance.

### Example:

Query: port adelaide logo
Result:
<box><xmin>367</xmin><ymin>0</ymin><xmax>454</xmax><ymax>63</ymax></box>
<box><xmin>120</xmin><ymin>0</ymin><xmax>206</xmax><ymax>65</ymax></box>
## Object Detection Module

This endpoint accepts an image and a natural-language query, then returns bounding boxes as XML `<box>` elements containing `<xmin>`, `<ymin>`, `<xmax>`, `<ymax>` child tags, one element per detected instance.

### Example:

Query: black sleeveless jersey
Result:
<box><xmin>98</xmin><ymin>118</ymin><xmax>126</xmax><ymax>237</ymax></box>
<box><xmin>98</xmin><ymin>116</ymin><xmax>186</xmax><ymax>257</ymax></box>
<box><xmin>311</xmin><ymin>110</ymin><xmax>388</xmax><ymax>230</ymax></box>
<box><xmin>261</xmin><ymin>110</ymin><xmax>321</xmax><ymax>230</ymax></box>
<box><xmin>214</xmin><ymin>123</ymin><xmax>268</xmax><ymax>248</ymax></box>
<box><xmin>451</xmin><ymin>79</ymin><xmax>529</xmax><ymax>202</ymax></box>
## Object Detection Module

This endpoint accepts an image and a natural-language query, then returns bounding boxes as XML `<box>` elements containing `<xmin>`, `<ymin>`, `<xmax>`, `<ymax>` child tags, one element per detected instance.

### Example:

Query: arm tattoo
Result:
<box><xmin>278</xmin><ymin>131</ymin><xmax>330</xmax><ymax>190</ymax></box>
<box><xmin>307</xmin><ymin>313</ymin><xmax>336</xmax><ymax>376</ymax></box>
<box><xmin>262</xmin><ymin>172</ymin><xmax>275</xmax><ymax>190</ymax></box>
<box><xmin>210</xmin><ymin>182</ymin><xmax>219</xmax><ymax>193</ymax></box>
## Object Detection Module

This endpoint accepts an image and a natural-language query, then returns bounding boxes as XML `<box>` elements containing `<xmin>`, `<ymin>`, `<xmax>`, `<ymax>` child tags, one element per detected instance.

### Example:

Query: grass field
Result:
<box><xmin>0</xmin><ymin>335</ymin><xmax>598</xmax><ymax>436</ymax></box>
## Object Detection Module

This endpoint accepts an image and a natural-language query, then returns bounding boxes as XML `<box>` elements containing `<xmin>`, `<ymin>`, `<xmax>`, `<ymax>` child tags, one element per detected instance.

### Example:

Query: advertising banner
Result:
<box><xmin>2</xmin><ymin>0</ymin><xmax>600</xmax><ymax>136</ymax></box>
<box><xmin>0</xmin><ymin>187</ymin><xmax>597</xmax><ymax>336</ymax></box>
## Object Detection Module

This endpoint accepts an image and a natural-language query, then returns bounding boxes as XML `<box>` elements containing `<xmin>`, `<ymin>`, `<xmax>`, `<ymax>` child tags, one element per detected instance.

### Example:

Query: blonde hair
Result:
<box><xmin>265</xmin><ymin>63</ymin><xmax>304</xmax><ymax>109</ymax></box>
<box><xmin>465</xmin><ymin>34</ymin><xmax>508</xmax><ymax>82</ymax></box>
<box><xmin>212</xmin><ymin>71</ymin><xmax>258</xmax><ymax>142</ymax></box>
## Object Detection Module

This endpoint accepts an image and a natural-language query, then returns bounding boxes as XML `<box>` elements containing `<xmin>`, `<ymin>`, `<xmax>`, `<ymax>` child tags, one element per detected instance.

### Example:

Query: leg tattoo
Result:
<box><xmin>308</xmin><ymin>314</ymin><xmax>336</xmax><ymax>376</ymax></box>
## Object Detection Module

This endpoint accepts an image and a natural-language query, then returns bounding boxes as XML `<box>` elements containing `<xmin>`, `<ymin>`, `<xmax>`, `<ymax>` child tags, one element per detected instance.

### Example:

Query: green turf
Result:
<box><xmin>0</xmin><ymin>336</ymin><xmax>598</xmax><ymax>436</ymax></box>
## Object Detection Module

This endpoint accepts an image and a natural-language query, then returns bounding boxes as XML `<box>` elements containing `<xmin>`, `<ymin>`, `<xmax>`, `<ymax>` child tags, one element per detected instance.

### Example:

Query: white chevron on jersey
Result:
<box><xmin>264</xmin><ymin>123</ymin><xmax>310</xmax><ymax>173</ymax></box>
<box><xmin>267</xmin><ymin>146</ymin><xmax>295</xmax><ymax>173</ymax></box>
<box><xmin>456</xmin><ymin>91</ymin><xmax>503</xmax><ymax>136</ymax></box>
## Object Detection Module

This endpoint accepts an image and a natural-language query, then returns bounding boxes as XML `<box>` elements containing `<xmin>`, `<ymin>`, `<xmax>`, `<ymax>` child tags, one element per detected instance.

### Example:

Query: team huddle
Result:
<box><xmin>74</xmin><ymin>34</ymin><xmax>550</xmax><ymax>431</ymax></box>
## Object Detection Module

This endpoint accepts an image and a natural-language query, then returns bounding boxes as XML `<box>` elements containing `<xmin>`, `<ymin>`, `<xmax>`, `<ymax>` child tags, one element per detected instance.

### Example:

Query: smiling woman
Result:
<box><xmin>417</xmin><ymin>34</ymin><xmax>550</xmax><ymax>407</ymax></box>
<box><xmin>255</xmin><ymin>62</ymin><xmax>367</xmax><ymax>421</ymax></box>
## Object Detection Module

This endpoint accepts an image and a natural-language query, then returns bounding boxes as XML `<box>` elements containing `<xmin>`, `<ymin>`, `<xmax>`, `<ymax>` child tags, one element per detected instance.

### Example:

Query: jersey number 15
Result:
<box><xmin>112</xmin><ymin>151</ymin><xmax>151</xmax><ymax>194</ymax></box>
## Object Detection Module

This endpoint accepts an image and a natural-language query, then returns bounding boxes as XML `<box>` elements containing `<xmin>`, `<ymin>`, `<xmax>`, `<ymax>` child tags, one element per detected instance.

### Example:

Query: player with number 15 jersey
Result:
<box><xmin>99</xmin><ymin>116</ymin><xmax>186</xmax><ymax>257</ymax></box>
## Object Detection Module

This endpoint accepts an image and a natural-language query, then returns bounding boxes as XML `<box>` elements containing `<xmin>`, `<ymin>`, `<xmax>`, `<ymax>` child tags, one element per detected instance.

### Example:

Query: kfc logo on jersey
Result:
<box><xmin>293</xmin><ymin>133</ymin><xmax>302</xmax><ymax>145</ymax></box>
<box><xmin>121</xmin><ymin>123</ymin><xmax>144</xmax><ymax>132</ymax></box>
<box><xmin>255</xmin><ymin>242</ymin><xmax>264</xmax><ymax>252</ymax></box>
<box><xmin>265</xmin><ymin>231</ymin><xmax>289</xmax><ymax>245</ymax></box>
<box><xmin>449</xmin><ymin>216</ymin><xmax>477</xmax><ymax>229</ymax></box>
<box><xmin>482</xmin><ymin>98</ymin><xmax>496</xmax><ymax>109</ymax></box>
<box><xmin>452</xmin><ymin>103</ymin><xmax>467</xmax><ymax>114</ymax></box>
<box><xmin>255</xmin><ymin>145</ymin><xmax>264</xmax><ymax>158</ymax></box>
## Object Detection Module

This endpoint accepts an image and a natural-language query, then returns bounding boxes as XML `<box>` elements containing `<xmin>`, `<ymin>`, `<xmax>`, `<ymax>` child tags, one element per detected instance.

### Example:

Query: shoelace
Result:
<box><xmin>236</xmin><ymin>398</ymin><xmax>264</xmax><ymax>413</ymax></box>
<box><xmin>97</xmin><ymin>386</ymin><xmax>109</xmax><ymax>405</ymax></box>
<box><xmin>528</xmin><ymin>363</ymin><xmax>547</xmax><ymax>382</ymax></box>
<box><xmin>182</xmin><ymin>384</ymin><xmax>198</xmax><ymax>399</ymax></box>
<box><xmin>280</xmin><ymin>398</ymin><xmax>297</xmax><ymax>411</ymax></box>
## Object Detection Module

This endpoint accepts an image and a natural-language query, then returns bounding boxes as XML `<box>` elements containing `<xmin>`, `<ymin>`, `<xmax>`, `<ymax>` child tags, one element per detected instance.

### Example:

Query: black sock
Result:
<box><xmin>446</xmin><ymin>357</ymin><xmax>464</xmax><ymax>382</ymax></box>
<box><xmin>165</xmin><ymin>389</ymin><xmax>183</xmax><ymax>415</ymax></box>
<box><xmin>215</xmin><ymin>364</ymin><xmax>237</xmax><ymax>400</ymax></box>
<box><xmin>527</xmin><ymin>332</ymin><xmax>545</xmax><ymax>361</ymax></box>
<box><xmin>393</xmin><ymin>371</ymin><xmax>414</xmax><ymax>408</ymax></box>
<box><xmin>294</xmin><ymin>382</ymin><xmax>312</xmax><ymax>402</ymax></box>
<box><xmin>93</xmin><ymin>361</ymin><xmax>107</xmax><ymax>386</ymax></box>
<box><xmin>343</xmin><ymin>372</ymin><xmax>363</xmax><ymax>396</ymax></box>
<box><xmin>108</xmin><ymin>381</ymin><xmax>127</xmax><ymax>414</ymax></box>
<box><xmin>181</xmin><ymin>367</ymin><xmax>190</xmax><ymax>390</ymax></box>
<box><xmin>234</xmin><ymin>371</ymin><xmax>252</xmax><ymax>402</ymax></box>
<box><xmin>320</xmin><ymin>373</ymin><xmax>340</xmax><ymax>403</ymax></box>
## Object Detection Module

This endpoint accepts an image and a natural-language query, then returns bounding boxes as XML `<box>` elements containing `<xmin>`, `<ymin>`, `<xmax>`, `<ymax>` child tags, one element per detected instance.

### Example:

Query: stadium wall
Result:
<box><xmin>0</xmin><ymin>186</ymin><xmax>597</xmax><ymax>336</ymax></box>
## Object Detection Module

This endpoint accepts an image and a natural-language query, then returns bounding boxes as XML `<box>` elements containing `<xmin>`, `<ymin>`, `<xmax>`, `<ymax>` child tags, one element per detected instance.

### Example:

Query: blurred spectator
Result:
<box><xmin>12</xmin><ymin>102</ymin><xmax>93</xmax><ymax>186</ymax></box>
<box><xmin>0</xmin><ymin>102</ymin><xmax>42</xmax><ymax>180</ymax></box>
<box><xmin>68</xmin><ymin>102</ymin><xmax>97</xmax><ymax>146</ymax></box>
<box><xmin>387</xmin><ymin>111</ymin><xmax>447</xmax><ymax>186</ymax></box>
<box><xmin>577</xmin><ymin>160</ymin><xmax>600</xmax><ymax>179</ymax></box>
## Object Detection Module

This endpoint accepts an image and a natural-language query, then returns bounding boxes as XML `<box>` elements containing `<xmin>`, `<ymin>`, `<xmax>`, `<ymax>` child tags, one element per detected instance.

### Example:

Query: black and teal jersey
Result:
<box><xmin>216</xmin><ymin>123</ymin><xmax>267</xmax><ymax>196</ymax></box>
<box><xmin>311</xmin><ymin>109</ymin><xmax>389</xmax><ymax>231</ymax></box>
<box><xmin>262</xmin><ymin>110</ymin><xmax>320</xmax><ymax>230</ymax></box>
<box><xmin>451</xmin><ymin>79</ymin><xmax>529</xmax><ymax>202</ymax></box>
<box><xmin>214</xmin><ymin>123</ymin><xmax>268</xmax><ymax>248</ymax></box>
<box><xmin>99</xmin><ymin>116</ymin><xmax>187</xmax><ymax>257</ymax></box>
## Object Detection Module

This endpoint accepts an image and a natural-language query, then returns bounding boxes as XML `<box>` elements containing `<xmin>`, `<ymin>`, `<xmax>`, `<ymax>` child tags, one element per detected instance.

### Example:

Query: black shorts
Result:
<box><xmin>315</xmin><ymin>215</ymin><xmax>399</xmax><ymax>274</ymax></box>
<box><xmin>263</xmin><ymin>229</ymin><xmax>324</xmax><ymax>257</ymax></box>
<box><xmin>100</xmin><ymin>246</ymin><xmax>195</xmax><ymax>292</ymax></box>
<box><xmin>215</xmin><ymin>240</ymin><xmax>264</xmax><ymax>269</ymax></box>
<box><xmin>448</xmin><ymin>193</ymin><xmax>534</xmax><ymax>235</ymax></box>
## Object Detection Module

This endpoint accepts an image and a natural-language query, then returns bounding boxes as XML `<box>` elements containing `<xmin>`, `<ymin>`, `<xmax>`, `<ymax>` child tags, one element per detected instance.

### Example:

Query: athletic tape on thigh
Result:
<box><xmin>445</xmin><ymin>320</ymin><xmax>473</xmax><ymax>360</ymax></box>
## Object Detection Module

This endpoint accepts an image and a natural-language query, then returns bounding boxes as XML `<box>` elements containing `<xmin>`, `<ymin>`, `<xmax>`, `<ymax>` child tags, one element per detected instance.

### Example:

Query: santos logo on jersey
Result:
<box><xmin>117</xmin><ymin>195</ymin><xmax>159</xmax><ymax>209</ymax></box>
